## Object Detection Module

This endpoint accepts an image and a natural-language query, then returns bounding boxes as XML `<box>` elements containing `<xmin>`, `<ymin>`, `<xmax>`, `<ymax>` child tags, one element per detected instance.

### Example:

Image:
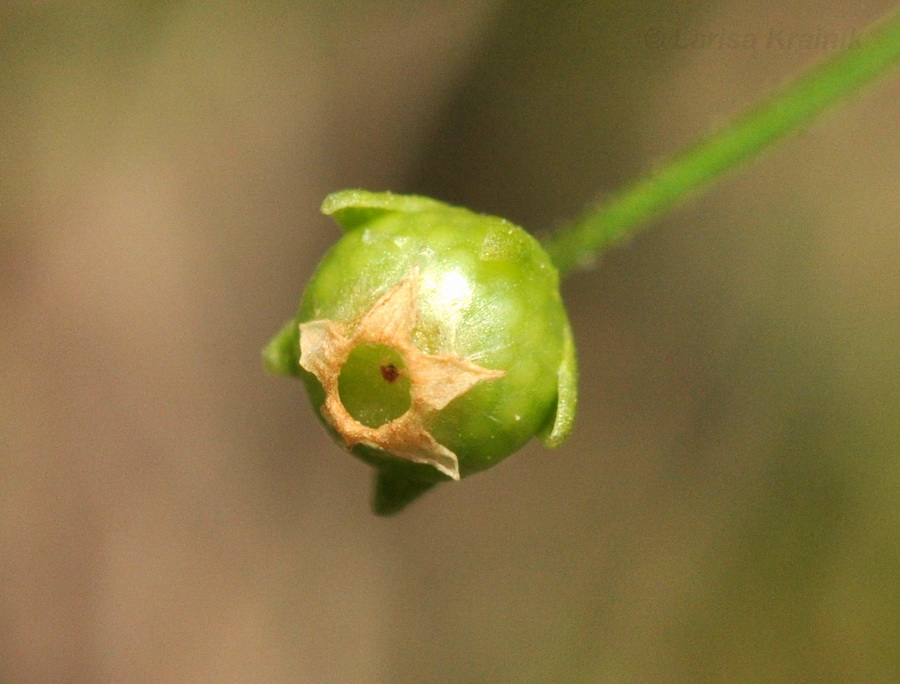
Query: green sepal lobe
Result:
<box><xmin>321</xmin><ymin>189</ymin><xmax>453</xmax><ymax>232</ymax></box>
<box><xmin>539</xmin><ymin>319</ymin><xmax>578</xmax><ymax>447</ymax></box>
<box><xmin>262</xmin><ymin>319</ymin><xmax>301</xmax><ymax>377</ymax></box>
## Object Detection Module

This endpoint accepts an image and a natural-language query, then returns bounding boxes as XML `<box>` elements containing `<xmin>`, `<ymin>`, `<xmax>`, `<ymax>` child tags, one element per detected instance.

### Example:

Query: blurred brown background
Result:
<box><xmin>2</xmin><ymin>1</ymin><xmax>899</xmax><ymax>682</ymax></box>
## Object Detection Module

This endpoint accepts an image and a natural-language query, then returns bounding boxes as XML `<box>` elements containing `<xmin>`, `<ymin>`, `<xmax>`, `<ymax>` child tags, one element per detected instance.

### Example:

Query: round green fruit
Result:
<box><xmin>264</xmin><ymin>190</ymin><xmax>577</xmax><ymax>514</ymax></box>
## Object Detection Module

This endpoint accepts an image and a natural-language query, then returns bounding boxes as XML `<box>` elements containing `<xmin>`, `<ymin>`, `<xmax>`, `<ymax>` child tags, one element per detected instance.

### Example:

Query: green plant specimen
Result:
<box><xmin>265</xmin><ymin>9</ymin><xmax>900</xmax><ymax>514</ymax></box>
<box><xmin>265</xmin><ymin>191</ymin><xmax>575</xmax><ymax>514</ymax></box>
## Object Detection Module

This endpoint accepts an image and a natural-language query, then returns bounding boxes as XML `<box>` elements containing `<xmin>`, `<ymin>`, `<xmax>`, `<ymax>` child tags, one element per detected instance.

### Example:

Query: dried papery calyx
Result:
<box><xmin>264</xmin><ymin>190</ymin><xmax>577</xmax><ymax>514</ymax></box>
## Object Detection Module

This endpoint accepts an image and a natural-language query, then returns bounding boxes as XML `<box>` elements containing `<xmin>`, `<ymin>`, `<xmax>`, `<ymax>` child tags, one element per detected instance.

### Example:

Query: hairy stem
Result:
<box><xmin>543</xmin><ymin>9</ymin><xmax>900</xmax><ymax>275</ymax></box>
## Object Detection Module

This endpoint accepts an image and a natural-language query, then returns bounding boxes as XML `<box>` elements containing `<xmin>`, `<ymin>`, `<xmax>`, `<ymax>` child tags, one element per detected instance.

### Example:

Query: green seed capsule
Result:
<box><xmin>264</xmin><ymin>190</ymin><xmax>577</xmax><ymax>514</ymax></box>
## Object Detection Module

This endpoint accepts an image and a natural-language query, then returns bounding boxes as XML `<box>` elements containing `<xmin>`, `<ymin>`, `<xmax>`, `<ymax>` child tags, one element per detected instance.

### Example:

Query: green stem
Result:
<box><xmin>543</xmin><ymin>9</ymin><xmax>900</xmax><ymax>275</ymax></box>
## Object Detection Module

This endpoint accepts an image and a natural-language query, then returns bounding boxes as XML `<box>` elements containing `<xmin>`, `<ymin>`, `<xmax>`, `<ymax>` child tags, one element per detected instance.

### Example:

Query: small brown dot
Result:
<box><xmin>380</xmin><ymin>364</ymin><xmax>400</xmax><ymax>383</ymax></box>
